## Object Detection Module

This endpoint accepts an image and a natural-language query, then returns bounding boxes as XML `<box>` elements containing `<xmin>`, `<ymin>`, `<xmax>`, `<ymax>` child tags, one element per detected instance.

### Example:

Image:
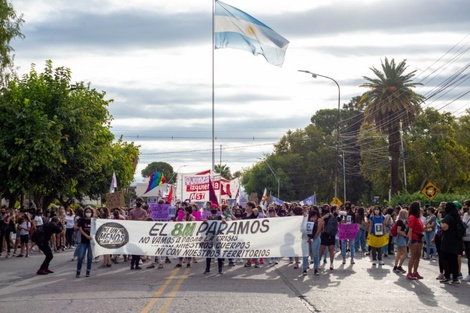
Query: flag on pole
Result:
<box><xmin>144</xmin><ymin>171</ymin><xmax>166</xmax><ymax>194</ymax></box>
<box><xmin>208</xmin><ymin>178</ymin><xmax>219</xmax><ymax>207</ymax></box>
<box><xmin>167</xmin><ymin>185</ymin><xmax>173</xmax><ymax>204</ymax></box>
<box><xmin>109</xmin><ymin>171</ymin><xmax>117</xmax><ymax>193</ymax></box>
<box><xmin>261</xmin><ymin>187</ymin><xmax>268</xmax><ymax>205</ymax></box>
<box><xmin>300</xmin><ymin>194</ymin><xmax>316</xmax><ymax>206</ymax></box>
<box><xmin>214</xmin><ymin>0</ymin><xmax>289</xmax><ymax>67</ymax></box>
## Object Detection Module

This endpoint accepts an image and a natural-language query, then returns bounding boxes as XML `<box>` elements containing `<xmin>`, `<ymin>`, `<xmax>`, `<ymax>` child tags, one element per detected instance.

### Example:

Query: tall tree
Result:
<box><xmin>0</xmin><ymin>0</ymin><xmax>24</xmax><ymax>86</ymax></box>
<box><xmin>359</xmin><ymin>58</ymin><xmax>425</xmax><ymax>196</ymax></box>
<box><xmin>141</xmin><ymin>162</ymin><xmax>174</xmax><ymax>181</ymax></box>
<box><xmin>214</xmin><ymin>164</ymin><xmax>232</xmax><ymax>180</ymax></box>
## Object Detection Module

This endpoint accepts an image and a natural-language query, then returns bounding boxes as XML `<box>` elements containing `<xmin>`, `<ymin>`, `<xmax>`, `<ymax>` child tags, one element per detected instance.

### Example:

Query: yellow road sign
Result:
<box><xmin>421</xmin><ymin>181</ymin><xmax>440</xmax><ymax>201</ymax></box>
<box><xmin>330</xmin><ymin>197</ymin><xmax>343</xmax><ymax>207</ymax></box>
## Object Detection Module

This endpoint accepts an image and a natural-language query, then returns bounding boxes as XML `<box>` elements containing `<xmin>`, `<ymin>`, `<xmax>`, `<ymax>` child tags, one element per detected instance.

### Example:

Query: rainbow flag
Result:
<box><xmin>144</xmin><ymin>171</ymin><xmax>166</xmax><ymax>194</ymax></box>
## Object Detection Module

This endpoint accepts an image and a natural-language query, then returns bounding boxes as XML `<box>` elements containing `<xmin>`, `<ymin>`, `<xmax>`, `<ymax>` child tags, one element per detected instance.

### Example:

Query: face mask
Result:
<box><xmin>235</xmin><ymin>214</ymin><xmax>242</xmax><ymax>218</ymax></box>
<box><xmin>374</xmin><ymin>210</ymin><xmax>380</xmax><ymax>215</ymax></box>
<box><xmin>85</xmin><ymin>213</ymin><xmax>92</xmax><ymax>218</ymax></box>
<box><xmin>211</xmin><ymin>210</ymin><xmax>218</xmax><ymax>214</ymax></box>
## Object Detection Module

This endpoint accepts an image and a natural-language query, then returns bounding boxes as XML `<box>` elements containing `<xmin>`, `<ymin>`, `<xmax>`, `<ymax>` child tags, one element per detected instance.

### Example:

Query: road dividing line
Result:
<box><xmin>140</xmin><ymin>267</ymin><xmax>180</xmax><ymax>313</ymax></box>
<box><xmin>158</xmin><ymin>267</ymin><xmax>191</xmax><ymax>313</ymax></box>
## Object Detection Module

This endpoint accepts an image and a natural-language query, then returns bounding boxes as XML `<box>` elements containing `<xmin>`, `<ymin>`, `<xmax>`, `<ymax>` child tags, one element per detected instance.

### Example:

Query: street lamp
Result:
<box><xmin>258</xmin><ymin>158</ymin><xmax>280</xmax><ymax>199</ymax></box>
<box><xmin>298</xmin><ymin>70</ymin><xmax>343</xmax><ymax>201</ymax></box>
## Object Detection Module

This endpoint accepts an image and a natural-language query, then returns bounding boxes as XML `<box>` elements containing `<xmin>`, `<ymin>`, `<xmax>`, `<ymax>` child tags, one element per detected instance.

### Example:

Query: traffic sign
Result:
<box><xmin>330</xmin><ymin>197</ymin><xmax>343</xmax><ymax>207</ymax></box>
<box><xmin>421</xmin><ymin>181</ymin><xmax>440</xmax><ymax>201</ymax></box>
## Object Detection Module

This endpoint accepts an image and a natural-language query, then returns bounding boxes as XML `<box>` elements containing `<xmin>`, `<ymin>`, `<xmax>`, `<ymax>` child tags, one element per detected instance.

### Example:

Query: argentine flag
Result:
<box><xmin>214</xmin><ymin>1</ymin><xmax>289</xmax><ymax>67</ymax></box>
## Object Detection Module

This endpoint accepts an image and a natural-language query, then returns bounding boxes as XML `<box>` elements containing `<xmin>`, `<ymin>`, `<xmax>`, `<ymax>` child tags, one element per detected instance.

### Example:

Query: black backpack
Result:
<box><xmin>325</xmin><ymin>215</ymin><xmax>338</xmax><ymax>236</ymax></box>
<box><xmin>31</xmin><ymin>227</ymin><xmax>46</xmax><ymax>243</ymax></box>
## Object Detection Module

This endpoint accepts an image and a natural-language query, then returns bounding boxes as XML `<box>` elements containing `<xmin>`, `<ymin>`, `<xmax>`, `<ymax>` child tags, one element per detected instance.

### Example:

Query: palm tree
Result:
<box><xmin>359</xmin><ymin>58</ymin><xmax>425</xmax><ymax>196</ymax></box>
<box><xmin>214</xmin><ymin>164</ymin><xmax>232</xmax><ymax>180</ymax></box>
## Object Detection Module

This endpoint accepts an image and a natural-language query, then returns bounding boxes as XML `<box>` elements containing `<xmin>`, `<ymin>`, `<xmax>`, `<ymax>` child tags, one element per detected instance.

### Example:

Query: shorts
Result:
<box><xmin>20</xmin><ymin>234</ymin><xmax>29</xmax><ymax>244</ymax></box>
<box><xmin>321</xmin><ymin>232</ymin><xmax>336</xmax><ymax>246</ymax></box>
<box><xmin>411</xmin><ymin>239</ymin><xmax>422</xmax><ymax>244</ymax></box>
<box><xmin>395</xmin><ymin>235</ymin><xmax>407</xmax><ymax>247</ymax></box>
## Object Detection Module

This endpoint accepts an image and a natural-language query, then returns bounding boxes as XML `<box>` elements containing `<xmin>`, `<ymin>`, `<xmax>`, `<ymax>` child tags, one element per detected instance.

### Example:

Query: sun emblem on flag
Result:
<box><xmin>246</xmin><ymin>25</ymin><xmax>256</xmax><ymax>36</ymax></box>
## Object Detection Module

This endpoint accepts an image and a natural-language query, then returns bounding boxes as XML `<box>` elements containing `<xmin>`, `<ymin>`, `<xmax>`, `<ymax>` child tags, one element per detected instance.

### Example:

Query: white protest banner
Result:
<box><xmin>91</xmin><ymin>216</ymin><xmax>306</xmax><ymax>258</ymax></box>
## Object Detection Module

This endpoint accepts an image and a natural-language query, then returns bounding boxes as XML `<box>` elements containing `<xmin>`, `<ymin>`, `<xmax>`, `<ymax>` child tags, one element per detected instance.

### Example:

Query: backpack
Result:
<box><xmin>324</xmin><ymin>215</ymin><xmax>338</xmax><ymax>236</ymax></box>
<box><xmin>390</xmin><ymin>221</ymin><xmax>398</xmax><ymax>237</ymax></box>
<box><xmin>456</xmin><ymin>219</ymin><xmax>468</xmax><ymax>238</ymax></box>
<box><xmin>31</xmin><ymin>227</ymin><xmax>46</xmax><ymax>243</ymax></box>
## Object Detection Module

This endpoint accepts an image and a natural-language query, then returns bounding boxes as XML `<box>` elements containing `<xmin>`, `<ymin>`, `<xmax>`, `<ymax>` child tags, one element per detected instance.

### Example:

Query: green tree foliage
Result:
<box><xmin>0</xmin><ymin>0</ymin><xmax>24</xmax><ymax>86</ymax></box>
<box><xmin>0</xmin><ymin>61</ymin><xmax>138</xmax><ymax>208</ymax></box>
<box><xmin>359</xmin><ymin>58</ymin><xmax>425</xmax><ymax>196</ymax></box>
<box><xmin>405</xmin><ymin>108</ymin><xmax>470</xmax><ymax>193</ymax></box>
<box><xmin>141</xmin><ymin>161</ymin><xmax>174</xmax><ymax>181</ymax></box>
<box><xmin>214</xmin><ymin>164</ymin><xmax>232</xmax><ymax>179</ymax></box>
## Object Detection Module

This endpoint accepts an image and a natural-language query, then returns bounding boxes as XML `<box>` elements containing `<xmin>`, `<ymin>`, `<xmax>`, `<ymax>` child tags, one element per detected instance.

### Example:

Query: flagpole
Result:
<box><xmin>211</xmin><ymin>0</ymin><xmax>215</xmax><ymax>171</ymax></box>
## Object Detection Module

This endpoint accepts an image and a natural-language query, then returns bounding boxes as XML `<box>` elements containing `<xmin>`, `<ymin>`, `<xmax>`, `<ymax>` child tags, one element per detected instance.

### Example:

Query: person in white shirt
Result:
<box><xmin>65</xmin><ymin>208</ymin><xmax>76</xmax><ymax>249</ymax></box>
<box><xmin>16</xmin><ymin>214</ymin><xmax>31</xmax><ymax>257</ymax></box>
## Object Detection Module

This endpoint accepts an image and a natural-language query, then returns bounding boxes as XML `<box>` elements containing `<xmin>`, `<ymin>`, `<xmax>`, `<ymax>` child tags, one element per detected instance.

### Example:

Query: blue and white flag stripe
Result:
<box><xmin>214</xmin><ymin>0</ymin><xmax>289</xmax><ymax>67</ymax></box>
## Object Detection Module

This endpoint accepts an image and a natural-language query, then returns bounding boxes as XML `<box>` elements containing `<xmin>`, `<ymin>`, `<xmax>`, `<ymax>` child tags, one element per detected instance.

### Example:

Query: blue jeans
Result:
<box><xmin>73</xmin><ymin>232</ymin><xmax>81</xmax><ymax>258</ymax></box>
<box><xmin>303</xmin><ymin>237</ymin><xmax>321</xmax><ymax>270</ymax></box>
<box><xmin>355</xmin><ymin>229</ymin><xmax>366</xmax><ymax>252</ymax></box>
<box><xmin>425</xmin><ymin>231</ymin><xmax>436</xmax><ymax>256</ymax></box>
<box><xmin>76</xmin><ymin>242</ymin><xmax>93</xmax><ymax>275</ymax></box>
<box><xmin>341</xmin><ymin>239</ymin><xmax>355</xmax><ymax>259</ymax></box>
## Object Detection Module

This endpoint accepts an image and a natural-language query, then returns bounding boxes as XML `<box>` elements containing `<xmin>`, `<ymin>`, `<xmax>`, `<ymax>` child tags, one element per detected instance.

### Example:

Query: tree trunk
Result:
<box><xmin>388</xmin><ymin>124</ymin><xmax>401</xmax><ymax>196</ymax></box>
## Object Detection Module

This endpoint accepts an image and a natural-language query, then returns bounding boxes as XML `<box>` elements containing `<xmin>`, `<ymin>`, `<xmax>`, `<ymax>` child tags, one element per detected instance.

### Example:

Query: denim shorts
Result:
<box><xmin>395</xmin><ymin>235</ymin><xmax>407</xmax><ymax>247</ymax></box>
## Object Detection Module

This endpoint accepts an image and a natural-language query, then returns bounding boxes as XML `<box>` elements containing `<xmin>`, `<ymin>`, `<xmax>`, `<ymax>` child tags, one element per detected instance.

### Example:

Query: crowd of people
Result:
<box><xmin>0</xmin><ymin>198</ymin><xmax>469</xmax><ymax>285</ymax></box>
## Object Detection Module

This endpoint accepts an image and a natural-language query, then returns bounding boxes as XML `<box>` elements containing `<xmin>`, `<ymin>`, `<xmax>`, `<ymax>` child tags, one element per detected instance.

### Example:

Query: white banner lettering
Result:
<box><xmin>91</xmin><ymin>216</ymin><xmax>305</xmax><ymax>258</ymax></box>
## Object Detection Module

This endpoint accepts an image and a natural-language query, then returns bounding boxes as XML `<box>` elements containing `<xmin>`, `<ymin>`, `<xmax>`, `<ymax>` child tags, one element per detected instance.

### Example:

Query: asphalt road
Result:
<box><xmin>0</xmin><ymin>248</ymin><xmax>468</xmax><ymax>313</ymax></box>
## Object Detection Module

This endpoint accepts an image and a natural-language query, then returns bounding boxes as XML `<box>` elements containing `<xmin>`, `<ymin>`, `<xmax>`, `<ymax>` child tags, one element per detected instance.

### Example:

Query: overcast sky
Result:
<box><xmin>11</xmin><ymin>0</ymin><xmax>470</xmax><ymax>182</ymax></box>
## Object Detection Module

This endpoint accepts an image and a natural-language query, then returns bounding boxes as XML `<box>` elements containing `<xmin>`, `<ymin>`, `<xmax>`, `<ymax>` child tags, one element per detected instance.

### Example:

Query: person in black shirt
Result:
<box><xmin>204</xmin><ymin>206</ymin><xmax>225</xmax><ymax>274</ymax></box>
<box><xmin>36</xmin><ymin>216</ymin><xmax>63</xmax><ymax>275</ymax></box>
<box><xmin>76</xmin><ymin>206</ymin><xmax>94</xmax><ymax>278</ymax></box>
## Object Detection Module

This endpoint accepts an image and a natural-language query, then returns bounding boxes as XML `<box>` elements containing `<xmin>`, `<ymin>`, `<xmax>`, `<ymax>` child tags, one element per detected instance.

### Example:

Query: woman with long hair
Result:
<box><xmin>354</xmin><ymin>207</ymin><xmax>367</xmax><ymax>253</ymax></box>
<box><xmin>406</xmin><ymin>201</ymin><xmax>424</xmax><ymax>280</ymax></box>
<box><xmin>392</xmin><ymin>209</ymin><xmax>408</xmax><ymax>274</ymax></box>
<box><xmin>439</xmin><ymin>201</ymin><xmax>463</xmax><ymax>284</ymax></box>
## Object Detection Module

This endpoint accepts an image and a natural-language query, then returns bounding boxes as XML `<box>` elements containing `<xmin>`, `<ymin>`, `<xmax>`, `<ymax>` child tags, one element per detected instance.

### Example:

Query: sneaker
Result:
<box><xmin>436</xmin><ymin>273</ymin><xmax>445</xmax><ymax>280</ymax></box>
<box><xmin>165</xmin><ymin>257</ymin><xmax>171</xmax><ymax>264</ymax></box>
<box><xmin>350</xmin><ymin>259</ymin><xmax>355</xmax><ymax>265</ymax></box>
<box><xmin>372</xmin><ymin>260</ymin><xmax>377</xmax><ymax>266</ymax></box>
<box><xmin>314</xmin><ymin>269</ymin><xmax>320</xmax><ymax>276</ymax></box>
<box><xmin>25</xmin><ymin>254</ymin><xmax>29</xmax><ymax>258</ymax></box>
<box><xmin>203</xmin><ymin>269</ymin><xmax>210</xmax><ymax>274</ymax></box>
<box><xmin>462</xmin><ymin>275</ymin><xmax>470</xmax><ymax>282</ymax></box>
<box><xmin>329</xmin><ymin>265</ymin><xmax>334</xmax><ymax>271</ymax></box>
<box><xmin>254</xmin><ymin>262</ymin><xmax>260</xmax><ymax>268</ymax></box>
<box><xmin>244</xmin><ymin>261</ymin><xmax>252</xmax><ymax>267</ymax></box>
<box><xmin>323</xmin><ymin>259</ymin><xmax>327</xmax><ymax>264</ymax></box>
<box><xmin>229</xmin><ymin>261</ymin><xmax>235</xmax><ymax>267</ymax></box>
<box><xmin>457</xmin><ymin>273</ymin><xmax>463</xmax><ymax>280</ymax></box>
<box><xmin>393</xmin><ymin>266</ymin><xmax>398</xmax><ymax>272</ymax></box>
<box><xmin>111</xmin><ymin>258</ymin><xmax>119</xmax><ymax>264</ymax></box>
<box><xmin>86</xmin><ymin>272</ymin><xmax>90</xmax><ymax>277</ymax></box>
<box><xmin>16</xmin><ymin>254</ymin><xmax>24</xmax><ymax>257</ymax></box>
<box><xmin>397</xmin><ymin>266</ymin><xmax>407</xmax><ymax>274</ymax></box>
<box><xmin>452</xmin><ymin>279</ymin><xmax>460</xmax><ymax>285</ymax></box>
<box><xmin>406</xmin><ymin>273</ymin><xmax>417</xmax><ymax>280</ymax></box>
<box><xmin>413</xmin><ymin>272</ymin><xmax>423</xmax><ymax>279</ymax></box>
<box><xmin>36</xmin><ymin>270</ymin><xmax>48</xmax><ymax>275</ymax></box>
<box><xmin>186</xmin><ymin>263</ymin><xmax>191</xmax><ymax>268</ymax></box>
<box><xmin>379</xmin><ymin>260</ymin><xmax>385</xmax><ymax>266</ymax></box>
<box><xmin>259</xmin><ymin>258</ymin><xmax>264</xmax><ymax>264</ymax></box>
<box><xmin>135</xmin><ymin>266</ymin><xmax>142</xmax><ymax>270</ymax></box>
<box><xmin>439</xmin><ymin>278</ymin><xmax>451</xmax><ymax>284</ymax></box>
<box><xmin>75</xmin><ymin>274</ymin><xmax>80</xmax><ymax>278</ymax></box>
<box><xmin>175</xmin><ymin>264</ymin><xmax>182</xmax><ymax>268</ymax></box>
<box><xmin>342</xmin><ymin>259</ymin><xmax>346</xmax><ymax>265</ymax></box>
<box><xmin>218</xmin><ymin>269</ymin><xmax>223</xmax><ymax>274</ymax></box>
<box><xmin>303</xmin><ymin>270</ymin><xmax>307</xmax><ymax>276</ymax></box>
<box><xmin>146</xmin><ymin>264</ymin><xmax>155</xmax><ymax>269</ymax></box>
<box><xmin>71</xmin><ymin>256</ymin><xmax>77</xmax><ymax>261</ymax></box>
